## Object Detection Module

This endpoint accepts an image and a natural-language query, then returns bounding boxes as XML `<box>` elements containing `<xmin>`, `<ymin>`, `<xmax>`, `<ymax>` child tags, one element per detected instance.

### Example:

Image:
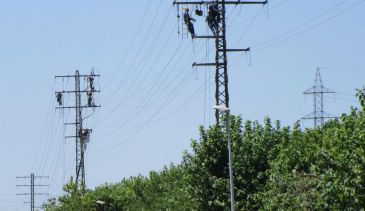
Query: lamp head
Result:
<box><xmin>213</xmin><ymin>104</ymin><xmax>230</xmax><ymax>111</ymax></box>
<box><xmin>96</xmin><ymin>200</ymin><xmax>106</xmax><ymax>205</ymax></box>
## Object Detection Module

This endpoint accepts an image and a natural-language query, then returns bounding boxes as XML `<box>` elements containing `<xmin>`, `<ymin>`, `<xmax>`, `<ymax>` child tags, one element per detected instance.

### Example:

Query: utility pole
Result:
<box><xmin>302</xmin><ymin>68</ymin><xmax>336</xmax><ymax>128</ymax></box>
<box><xmin>173</xmin><ymin>0</ymin><xmax>267</xmax><ymax>126</ymax></box>
<box><xmin>55</xmin><ymin>69</ymin><xmax>100</xmax><ymax>191</ymax></box>
<box><xmin>174</xmin><ymin>2</ymin><xmax>266</xmax><ymax>210</ymax></box>
<box><xmin>16</xmin><ymin>173</ymin><xmax>49</xmax><ymax>211</ymax></box>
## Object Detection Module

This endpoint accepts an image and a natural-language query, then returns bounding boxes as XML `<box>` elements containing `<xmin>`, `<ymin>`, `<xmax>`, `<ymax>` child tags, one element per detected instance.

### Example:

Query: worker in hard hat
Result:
<box><xmin>56</xmin><ymin>92</ymin><xmax>63</xmax><ymax>106</ymax></box>
<box><xmin>183</xmin><ymin>7</ymin><xmax>196</xmax><ymax>38</ymax></box>
<box><xmin>206</xmin><ymin>4</ymin><xmax>219</xmax><ymax>35</ymax></box>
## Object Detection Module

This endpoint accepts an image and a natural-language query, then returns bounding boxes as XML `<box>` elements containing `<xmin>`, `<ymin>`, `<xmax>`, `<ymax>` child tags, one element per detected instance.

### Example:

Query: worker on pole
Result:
<box><xmin>56</xmin><ymin>92</ymin><xmax>63</xmax><ymax>106</ymax></box>
<box><xmin>206</xmin><ymin>4</ymin><xmax>220</xmax><ymax>35</ymax></box>
<box><xmin>183</xmin><ymin>7</ymin><xmax>196</xmax><ymax>38</ymax></box>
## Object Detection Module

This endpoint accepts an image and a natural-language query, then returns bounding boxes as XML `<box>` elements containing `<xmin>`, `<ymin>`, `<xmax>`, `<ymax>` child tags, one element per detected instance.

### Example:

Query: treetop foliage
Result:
<box><xmin>44</xmin><ymin>90</ymin><xmax>365</xmax><ymax>210</ymax></box>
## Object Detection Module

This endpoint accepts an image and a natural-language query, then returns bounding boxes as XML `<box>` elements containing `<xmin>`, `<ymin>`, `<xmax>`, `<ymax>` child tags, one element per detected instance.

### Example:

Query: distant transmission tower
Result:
<box><xmin>16</xmin><ymin>173</ymin><xmax>49</xmax><ymax>211</ymax></box>
<box><xmin>302</xmin><ymin>68</ymin><xmax>336</xmax><ymax>127</ymax></box>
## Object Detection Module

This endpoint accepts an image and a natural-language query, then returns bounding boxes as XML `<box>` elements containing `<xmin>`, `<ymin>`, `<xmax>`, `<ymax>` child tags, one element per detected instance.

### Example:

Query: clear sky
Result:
<box><xmin>0</xmin><ymin>0</ymin><xmax>364</xmax><ymax>210</ymax></box>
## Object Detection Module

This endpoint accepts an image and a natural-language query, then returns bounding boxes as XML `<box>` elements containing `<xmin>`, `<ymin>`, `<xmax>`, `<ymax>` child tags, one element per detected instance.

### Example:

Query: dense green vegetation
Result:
<box><xmin>44</xmin><ymin>92</ymin><xmax>365</xmax><ymax>210</ymax></box>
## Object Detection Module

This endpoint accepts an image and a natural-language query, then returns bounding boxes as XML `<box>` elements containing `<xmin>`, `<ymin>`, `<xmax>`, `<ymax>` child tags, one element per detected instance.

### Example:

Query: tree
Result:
<box><xmin>45</xmin><ymin>90</ymin><xmax>365</xmax><ymax>210</ymax></box>
<box><xmin>182</xmin><ymin>116</ymin><xmax>284</xmax><ymax>210</ymax></box>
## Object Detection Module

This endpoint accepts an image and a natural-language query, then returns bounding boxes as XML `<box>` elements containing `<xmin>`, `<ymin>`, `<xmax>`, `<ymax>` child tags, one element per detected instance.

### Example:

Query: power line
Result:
<box><xmin>126</xmin><ymin>24</ymin><xmax>178</xmax><ymax>97</ymax></box>
<box><xmin>32</xmin><ymin>83</ymin><xmax>56</xmax><ymax>172</ymax></box>
<box><xmin>103</xmin><ymin>0</ymin><xmax>153</xmax><ymax>89</ymax></box>
<box><xmin>252</xmin><ymin>0</ymin><xmax>349</xmax><ymax>49</ymax></box>
<box><xmin>98</xmin><ymin>40</ymin><xmax>198</xmax><ymax>130</ymax></box>
<box><xmin>319</xmin><ymin>66</ymin><xmax>365</xmax><ymax>75</ymax></box>
<box><xmin>98</xmin><ymin>10</ymin><xmax>179</xmax><ymax>132</ymax></box>
<box><xmin>107</xmin><ymin>42</ymin><xmax>204</xmax><ymax>131</ymax></box>
<box><xmin>115</xmin><ymin>15</ymin><xmax>175</xmax><ymax>106</ymax></box>
<box><xmin>37</xmin><ymin>110</ymin><xmax>59</xmax><ymax>175</ymax></box>
<box><xmin>227</xmin><ymin>0</ymin><xmax>290</xmax><ymax>28</ymax></box>
<box><xmin>103</xmin><ymin>0</ymin><xmax>165</xmax><ymax>105</ymax></box>
<box><xmin>48</xmin><ymin>109</ymin><xmax>71</xmax><ymax>189</ymax></box>
<box><xmin>36</xmin><ymin>78</ymin><xmax>71</xmax><ymax>176</ymax></box>
<box><xmin>252</xmin><ymin>0</ymin><xmax>365</xmax><ymax>51</ymax></box>
<box><xmin>98</xmin><ymin>61</ymin><xmax>196</xmax><ymax>137</ymax></box>
<box><xmin>325</xmin><ymin>96</ymin><xmax>358</xmax><ymax>103</ymax></box>
<box><xmin>233</xmin><ymin>6</ymin><xmax>264</xmax><ymax>46</ymax></box>
<box><xmin>96</xmin><ymin>41</ymin><xmax>202</xmax><ymax>135</ymax></box>
<box><xmin>96</xmin><ymin>79</ymin><xmax>206</xmax><ymax>152</ymax></box>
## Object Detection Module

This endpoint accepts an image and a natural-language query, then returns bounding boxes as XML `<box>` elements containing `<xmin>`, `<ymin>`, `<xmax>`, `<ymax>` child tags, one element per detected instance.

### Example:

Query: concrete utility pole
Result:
<box><xmin>16</xmin><ymin>173</ymin><xmax>49</xmax><ymax>211</ymax></box>
<box><xmin>55</xmin><ymin>69</ymin><xmax>101</xmax><ymax>191</ymax></box>
<box><xmin>302</xmin><ymin>68</ymin><xmax>336</xmax><ymax>128</ymax></box>
<box><xmin>173</xmin><ymin>0</ymin><xmax>267</xmax><ymax>126</ymax></box>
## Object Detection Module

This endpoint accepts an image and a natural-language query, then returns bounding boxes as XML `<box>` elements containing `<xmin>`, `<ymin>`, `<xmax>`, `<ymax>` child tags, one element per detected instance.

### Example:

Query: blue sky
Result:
<box><xmin>0</xmin><ymin>0</ymin><xmax>364</xmax><ymax>210</ymax></box>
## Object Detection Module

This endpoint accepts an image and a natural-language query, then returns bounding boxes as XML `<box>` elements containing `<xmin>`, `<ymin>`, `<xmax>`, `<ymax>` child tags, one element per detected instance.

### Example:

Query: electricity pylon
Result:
<box><xmin>174</xmin><ymin>2</ymin><xmax>266</xmax><ymax>211</ymax></box>
<box><xmin>55</xmin><ymin>69</ymin><xmax>100</xmax><ymax>191</ymax></box>
<box><xmin>302</xmin><ymin>68</ymin><xmax>336</xmax><ymax>128</ymax></box>
<box><xmin>16</xmin><ymin>173</ymin><xmax>49</xmax><ymax>211</ymax></box>
<box><xmin>173</xmin><ymin>0</ymin><xmax>267</xmax><ymax>126</ymax></box>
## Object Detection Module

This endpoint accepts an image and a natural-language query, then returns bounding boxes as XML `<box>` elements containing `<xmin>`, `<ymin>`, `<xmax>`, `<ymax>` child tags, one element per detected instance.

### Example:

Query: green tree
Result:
<box><xmin>182</xmin><ymin>116</ymin><xmax>284</xmax><ymax>210</ymax></box>
<box><xmin>45</xmin><ymin>90</ymin><xmax>365</xmax><ymax>210</ymax></box>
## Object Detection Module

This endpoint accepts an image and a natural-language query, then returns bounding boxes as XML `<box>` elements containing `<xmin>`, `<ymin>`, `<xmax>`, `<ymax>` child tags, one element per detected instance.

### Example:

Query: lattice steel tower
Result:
<box><xmin>55</xmin><ymin>70</ymin><xmax>100</xmax><ymax>191</ymax></box>
<box><xmin>302</xmin><ymin>68</ymin><xmax>335</xmax><ymax>127</ymax></box>
<box><xmin>173</xmin><ymin>0</ymin><xmax>267</xmax><ymax>126</ymax></box>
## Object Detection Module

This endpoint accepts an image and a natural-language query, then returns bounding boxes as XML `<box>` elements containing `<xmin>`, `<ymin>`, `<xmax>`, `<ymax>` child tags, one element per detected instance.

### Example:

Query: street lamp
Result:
<box><xmin>96</xmin><ymin>200</ymin><xmax>106</xmax><ymax>211</ymax></box>
<box><xmin>213</xmin><ymin>104</ymin><xmax>235</xmax><ymax>211</ymax></box>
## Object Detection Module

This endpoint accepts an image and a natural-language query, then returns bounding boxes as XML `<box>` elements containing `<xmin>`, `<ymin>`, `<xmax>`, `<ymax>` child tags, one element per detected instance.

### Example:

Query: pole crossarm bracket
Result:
<box><xmin>303</xmin><ymin>89</ymin><xmax>335</xmax><ymax>94</ymax></box>
<box><xmin>17</xmin><ymin>193</ymin><xmax>50</xmax><ymax>197</ymax></box>
<box><xmin>221</xmin><ymin>48</ymin><xmax>250</xmax><ymax>52</ymax></box>
<box><xmin>192</xmin><ymin>62</ymin><xmax>224</xmax><ymax>67</ymax></box>
<box><xmin>173</xmin><ymin>0</ymin><xmax>267</xmax><ymax>5</ymax></box>
<box><xmin>56</xmin><ymin>90</ymin><xmax>101</xmax><ymax>94</ymax></box>
<box><xmin>16</xmin><ymin>193</ymin><xmax>31</xmax><ymax>196</ymax></box>
<box><xmin>56</xmin><ymin>105</ymin><xmax>101</xmax><ymax>109</ymax></box>
<box><xmin>302</xmin><ymin>111</ymin><xmax>337</xmax><ymax>120</ymax></box>
<box><xmin>194</xmin><ymin>35</ymin><xmax>223</xmax><ymax>39</ymax></box>
<box><xmin>55</xmin><ymin>74</ymin><xmax>100</xmax><ymax>78</ymax></box>
<box><xmin>302</xmin><ymin>116</ymin><xmax>334</xmax><ymax>120</ymax></box>
<box><xmin>65</xmin><ymin>122</ymin><xmax>78</xmax><ymax>125</ymax></box>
